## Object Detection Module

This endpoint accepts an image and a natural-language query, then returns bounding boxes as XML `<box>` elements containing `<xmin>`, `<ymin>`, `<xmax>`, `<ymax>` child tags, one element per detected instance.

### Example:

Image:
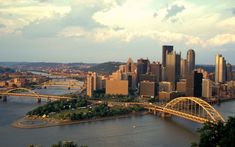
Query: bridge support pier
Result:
<box><xmin>153</xmin><ymin>109</ymin><xmax>157</xmax><ymax>115</ymax></box>
<box><xmin>161</xmin><ymin>112</ymin><xmax>171</xmax><ymax>118</ymax></box>
<box><xmin>3</xmin><ymin>96</ymin><xmax>7</xmax><ymax>102</ymax></box>
<box><xmin>37</xmin><ymin>98</ymin><xmax>41</xmax><ymax>104</ymax></box>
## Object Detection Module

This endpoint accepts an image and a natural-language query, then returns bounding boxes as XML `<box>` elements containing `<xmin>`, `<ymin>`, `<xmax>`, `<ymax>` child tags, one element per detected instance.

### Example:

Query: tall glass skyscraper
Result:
<box><xmin>215</xmin><ymin>54</ymin><xmax>226</xmax><ymax>83</ymax></box>
<box><xmin>187</xmin><ymin>49</ymin><xmax>195</xmax><ymax>74</ymax></box>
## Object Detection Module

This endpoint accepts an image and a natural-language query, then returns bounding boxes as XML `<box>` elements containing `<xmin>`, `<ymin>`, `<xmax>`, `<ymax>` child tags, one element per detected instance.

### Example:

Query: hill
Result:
<box><xmin>0</xmin><ymin>66</ymin><xmax>15</xmax><ymax>73</ymax></box>
<box><xmin>83</xmin><ymin>62</ymin><xmax>124</xmax><ymax>75</ymax></box>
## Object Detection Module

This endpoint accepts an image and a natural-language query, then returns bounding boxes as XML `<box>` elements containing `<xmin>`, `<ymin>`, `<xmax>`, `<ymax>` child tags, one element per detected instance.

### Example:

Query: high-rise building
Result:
<box><xmin>187</xmin><ymin>49</ymin><xmax>195</xmax><ymax>73</ymax></box>
<box><xmin>166</xmin><ymin>51</ymin><xmax>181</xmax><ymax>83</ymax></box>
<box><xmin>180</xmin><ymin>58</ymin><xmax>188</xmax><ymax>79</ymax></box>
<box><xmin>86</xmin><ymin>72</ymin><xmax>105</xmax><ymax>97</ymax></box>
<box><xmin>162</xmin><ymin>45</ymin><xmax>173</xmax><ymax>67</ymax></box>
<box><xmin>106</xmin><ymin>80</ymin><xmax>129</xmax><ymax>95</ymax></box>
<box><xmin>186</xmin><ymin>71</ymin><xmax>202</xmax><ymax>97</ymax></box>
<box><xmin>215</xmin><ymin>54</ymin><xmax>226</xmax><ymax>83</ymax></box>
<box><xmin>149</xmin><ymin>61</ymin><xmax>162</xmax><ymax>82</ymax></box>
<box><xmin>161</xmin><ymin>67</ymin><xmax>166</xmax><ymax>81</ymax></box>
<box><xmin>159</xmin><ymin>81</ymin><xmax>175</xmax><ymax>92</ymax></box>
<box><xmin>140</xmin><ymin>74</ymin><xmax>158</xmax><ymax>82</ymax></box>
<box><xmin>137</xmin><ymin>58</ymin><xmax>150</xmax><ymax>84</ymax></box>
<box><xmin>177</xmin><ymin>80</ymin><xmax>186</xmax><ymax>93</ymax></box>
<box><xmin>87</xmin><ymin>72</ymin><xmax>95</xmax><ymax>97</ymax></box>
<box><xmin>126</xmin><ymin>57</ymin><xmax>136</xmax><ymax>73</ymax></box>
<box><xmin>202</xmin><ymin>79</ymin><xmax>212</xmax><ymax>98</ymax></box>
<box><xmin>226</xmin><ymin>63</ymin><xmax>233</xmax><ymax>81</ymax></box>
<box><xmin>162</xmin><ymin>45</ymin><xmax>174</xmax><ymax>68</ymax></box>
<box><xmin>140</xmin><ymin>81</ymin><xmax>158</xmax><ymax>98</ymax></box>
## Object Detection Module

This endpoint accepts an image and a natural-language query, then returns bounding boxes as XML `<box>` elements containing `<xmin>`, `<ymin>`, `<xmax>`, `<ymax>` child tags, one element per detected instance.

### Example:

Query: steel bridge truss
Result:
<box><xmin>163</xmin><ymin>97</ymin><xmax>225</xmax><ymax>124</ymax></box>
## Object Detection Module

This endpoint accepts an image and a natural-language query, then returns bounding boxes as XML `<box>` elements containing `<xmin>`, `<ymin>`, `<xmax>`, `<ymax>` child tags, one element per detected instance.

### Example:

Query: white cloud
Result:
<box><xmin>0</xmin><ymin>0</ymin><xmax>70</xmax><ymax>34</ymax></box>
<box><xmin>87</xmin><ymin>0</ymin><xmax>235</xmax><ymax>47</ymax></box>
<box><xmin>2</xmin><ymin>0</ymin><xmax>235</xmax><ymax>49</ymax></box>
<box><xmin>207</xmin><ymin>34</ymin><xmax>235</xmax><ymax>46</ymax></box>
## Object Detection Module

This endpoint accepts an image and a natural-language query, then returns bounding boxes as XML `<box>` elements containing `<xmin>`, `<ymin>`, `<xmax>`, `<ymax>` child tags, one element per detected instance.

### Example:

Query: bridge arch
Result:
<box><xmin>164</xmin><ymin>97</ymin><xmax>225</xmax><ymax>124</ymax></box>
<box><xmin>3</xmin><ymin>88</ymin><xmax>41</xmax><ymax>100</ymax></box>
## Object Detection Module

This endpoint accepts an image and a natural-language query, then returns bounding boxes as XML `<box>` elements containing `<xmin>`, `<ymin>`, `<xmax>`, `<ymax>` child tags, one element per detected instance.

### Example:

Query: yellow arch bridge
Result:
<box><xmin>0</xmin><ymin>88</ymin><xmax>72</xmax><ymax>103</ymax></box>
<box><xmin>127</xmin><ymin>97</ymin><xmax>225</xmax><ymax>124</ymax></box>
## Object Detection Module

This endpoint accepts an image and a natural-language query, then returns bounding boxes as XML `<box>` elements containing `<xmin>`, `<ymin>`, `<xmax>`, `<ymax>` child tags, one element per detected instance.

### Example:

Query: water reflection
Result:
<box><xmin>1</xmin><ymin>83</ymin><xmax>234</xmax><ymax>146</ymax></box>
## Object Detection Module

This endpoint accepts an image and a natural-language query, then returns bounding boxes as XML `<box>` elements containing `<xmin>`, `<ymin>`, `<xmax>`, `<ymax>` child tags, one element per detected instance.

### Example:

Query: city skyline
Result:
<box><xmin>0</xmin><ymin>0</ymin><xmax>235</xmax><ymax>64</ymax></box>
<box><xmin>1</xmin><ymin>1</ymin><xmax>235</xmax><ymax>146</ymax></box>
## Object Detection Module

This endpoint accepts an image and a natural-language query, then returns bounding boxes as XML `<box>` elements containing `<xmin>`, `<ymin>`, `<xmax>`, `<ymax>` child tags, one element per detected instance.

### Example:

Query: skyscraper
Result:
<box><xmin>202</xmin><ymin>79</ymin><xmax>212</xmax><ymax>98</ymax></box>
<box><xmin>126</xmin><ymin>57</ymin><xmax>136</xmax><ymax>73</ymax></box>
<box><xmin>226</xmin><ymin>63</ymin><xmax>233</xmax><ymax>81</ymax></box>
<box><xmin>180</xmin><ymin>58</ymin><xmax>188</xmax><ymax>79</ymax></box>
<box><xmin>86</xmin><ymin>72</ymin><xmax>105</xmax><ymax>97</ymax></box>
<box><xmin>186</xmin><ymin>71</ymin><xmax>202</xmax><ymax>97</ymax></box>
<box><xmin>187</xmin><ymin>49</ymin><xmax>195</xmax><ymax>74</ymax></box>
<box><xmin>86</xmin><ymin>72</ymin><xmax>97</xmax><ymax>97</ymax></box>
<box><xmin>149</xmin><ymin>61</ymin><xmax>162</xmax><ymax>82</ymax></box>
<box><xmin>162</xmin><ymin>45</ymin><xmax>173</xmax><ymax>67</ymax></box>
<box><xmin>137</xmin><ymin>58</ymin><xmax>150</xmax><ymax>84</ymax></box>
<box><xmin>215</xmin><ymin>54</ymin><xmax>226</xmax><ymax>83</ymax></box>
<box><xmin>166</xmin><ymin>51</ymin><xmax>181</xmax><ymax>83</ymax></box>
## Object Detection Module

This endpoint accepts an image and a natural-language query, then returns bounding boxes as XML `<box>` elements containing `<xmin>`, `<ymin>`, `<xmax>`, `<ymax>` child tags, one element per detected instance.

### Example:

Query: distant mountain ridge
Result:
<box><xmin>0</xmin><ymin>62</ymin><xmax>95</xmax><ymax>68</ymax></box>
<box><xmin>0</xmin><ymin>66</ymin><xmax>15</xmax><ymax>73</ymax></box>
<box><xmin>82</xmin><ymin>62</ymin><xmax>124</xmax><ymax>75</ymax></box>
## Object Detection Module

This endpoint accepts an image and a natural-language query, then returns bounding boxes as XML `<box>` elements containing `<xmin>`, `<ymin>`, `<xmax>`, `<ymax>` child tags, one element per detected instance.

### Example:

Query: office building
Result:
<box><xmin>161</xmin><ymin>67</ymin><xmax>166</xmax><ymax>81</ymax></box>
<box><xmin>215</xmin><ymin>54</ymin><xmax>226</xmax><ymax>83</ymax></box>
<box><xmin>226</xmin><ymin>63</ymin><xmax>233</xmax><ymax>81</ymax></box>
<box><xmin>106</xmin><ymin>80</ymin><xmax>129</xmax><ymax>95</ymax></box>
<box><xmin>177</xmin><ymin>81</ymin><xmax>186</xmax><ymax>93</ymax></box>
<box><xmin>140</xmin><ymin>81</ymin><xmax>158</xmax><ymax>98</ymax></box>
<box><xmin>86</xmin><ymin>72</ymin><xmax>105</xmax><ymax>97</ymax></box>
<box><xmin>186</xmin><ymin>71</ymin><xmax>202</xmax><ymax>97</ymax></box>
<box><xmin>195</xmin><ymin>68</ymin><xmax>209</xmax><ymax>79</ymax></box>
<box><xmin>187</xmin><ymin>49</ymin><xmax>195</xmax><ymax>73</ymax></box>
<box><xmin>166</xmin><ymin>51</ymin><xmax>181</xmax><ymax>83</ymax></box>
<box><xmin>149</xmin><ymin>61</ymin><xmax>162</xmax><ymax>82</ymax></box>
<box><xmin>159</xmin><ymin>91</ymin><xmax>180</xmax><ymax>101</ymax></box>
<box><xmin>202</xmin><ymin>79</ymin><xmax>212</xmax><ymax>98</ymax></box>
<box><xmin>180</xmin><ymin>58</ymin><xmax>188</xmax><ymax>79</ymax></box>
<box><xmin>126</xmin><ymin>57</ymin><xmax>136</xmax><ymax>73</ymax></box>
<box><xmin>159</xmin><ymin>81</ymin><xmax>175</xmax><ymax>92</ymax></box>
<box><xmin>137</xmin><ymin>58</ymin><xmax>150</xmax><ymax>84</ymax></box>
<box><xmin>140</xmin><ymin>74</ymin><xmax>158</xmax><ymax>82</ymax></box>
<box><xmin>162</xmin><ymin>45</ymin><xmax>173</xmax><ymax>67</ymax></box>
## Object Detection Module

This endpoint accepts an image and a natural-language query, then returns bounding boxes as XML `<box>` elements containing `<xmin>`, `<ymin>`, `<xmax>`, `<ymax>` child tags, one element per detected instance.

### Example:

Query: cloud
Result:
<box><xmin>207</xmin><ymin>34</ymin><xmax>235</xmax><ymax>46</ymax></box>
<box><xmin>1</xmin><ymin>0</ymin><xmax>235</xmax><ymax>54</ymax></box>
<box><xmin>58</xmin><ymin>26</ymin><xmax>129</xmax><ymax>42</ymax></box>
<box><xmin>0</xmin><ymin>24</ymin><xmax>5</xmax><ymax>28</ymax></box>
<box><xmin>165</xmin><ymin>4</ymin><xmax>185</xmax><ymax>19</ymax></box>
<box><xmin>232</xmin><ymin>7</ymin><xmax>235</xmax><ymax>15</ymax></box>
<box><xmin>0</xmin><ymin>0</ymin><xmax>70</xmax><ymax>34</ymax></box>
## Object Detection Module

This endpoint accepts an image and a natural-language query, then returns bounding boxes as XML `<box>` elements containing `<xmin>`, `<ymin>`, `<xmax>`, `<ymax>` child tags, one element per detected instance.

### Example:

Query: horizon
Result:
<box><xmin>0</xmin><ymin>60</ymin><xmax>234</xmax><ymax>67</ymax></box>
<box><xmin>0</xmin><ymin>0</ymin><xmax>235</xmax><ymax>64</ymax></box>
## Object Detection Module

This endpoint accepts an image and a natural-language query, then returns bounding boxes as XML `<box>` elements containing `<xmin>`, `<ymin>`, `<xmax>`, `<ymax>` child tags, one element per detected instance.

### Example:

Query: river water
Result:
<box><xmin>0</xmin><ymin>84</ymin><xmax>234</xmax><ymax>147</ymax></box>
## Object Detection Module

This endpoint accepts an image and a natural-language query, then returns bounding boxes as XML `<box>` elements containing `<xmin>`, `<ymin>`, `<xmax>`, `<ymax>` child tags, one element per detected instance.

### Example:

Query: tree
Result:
<box><xmin>194</xmin><ymin>116</ymin><xmax>235</xmax><ymax>147</ymax></box>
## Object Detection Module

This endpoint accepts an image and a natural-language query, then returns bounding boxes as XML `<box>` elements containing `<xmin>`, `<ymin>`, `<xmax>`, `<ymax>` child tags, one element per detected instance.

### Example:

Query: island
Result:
<box><xmin>12</xmin><ymin>97</ymin><xmax>145</xmax><ymax>129</ymax></box>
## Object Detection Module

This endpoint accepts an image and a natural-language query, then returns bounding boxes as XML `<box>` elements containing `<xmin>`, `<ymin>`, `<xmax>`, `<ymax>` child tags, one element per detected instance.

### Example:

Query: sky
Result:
<box><xmin>0</xmin><ymin>0</ymin><xmax>235</xmax><ymax>64</ymax></box>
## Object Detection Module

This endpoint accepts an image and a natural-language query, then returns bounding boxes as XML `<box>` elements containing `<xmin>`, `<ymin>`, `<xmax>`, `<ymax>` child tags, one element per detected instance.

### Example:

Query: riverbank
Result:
<box><xmin>12</xmin><ymin>111</ymin><xmax>148</xmax><ymax>129</ymax></box>
<box><xmin>206</xmin><ymin>97</ymin><xmax>235</xmax><ymax>105</ymax></box>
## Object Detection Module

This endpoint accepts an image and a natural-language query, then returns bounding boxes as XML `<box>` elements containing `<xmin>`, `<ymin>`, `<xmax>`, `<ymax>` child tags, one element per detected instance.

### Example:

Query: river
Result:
<box><xmin>0</xmin><ymin>84</ymin><xmax>235</xmax><ymax>147</ymax></box>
